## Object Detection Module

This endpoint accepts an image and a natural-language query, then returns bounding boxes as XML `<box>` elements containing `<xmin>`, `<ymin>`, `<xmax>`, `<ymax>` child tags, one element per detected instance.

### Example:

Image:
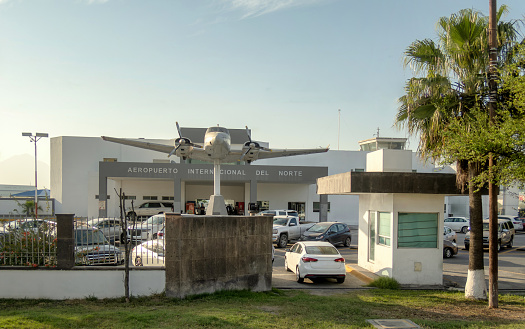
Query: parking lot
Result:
<box><xmin>272</xmin><ymin>228</ymin><xmax>525</xmax><ymax>291</ymax></box>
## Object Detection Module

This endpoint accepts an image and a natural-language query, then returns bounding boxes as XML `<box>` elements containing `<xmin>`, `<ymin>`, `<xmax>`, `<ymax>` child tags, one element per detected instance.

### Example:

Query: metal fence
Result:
<box><xmin>0</xmin><ymin>217</ymin><xmax>57</xmax><ymax>267</ymax></box>
<box><xmin>0</xmin><ymin>215</ymin><xmax>166</xmax><ymax>267</ymax></box>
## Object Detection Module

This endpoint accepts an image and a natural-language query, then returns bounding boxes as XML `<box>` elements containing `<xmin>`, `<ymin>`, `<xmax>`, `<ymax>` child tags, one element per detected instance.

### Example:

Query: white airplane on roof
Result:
<box><xmin>102</xmin><ymin>123</ymin><xmax>329</xmax><ymax>215</ymax></box>
<box><xmin>102</xmin><ymin>122</ymin><xmax>328</xmax><ymax>164</ymax></box>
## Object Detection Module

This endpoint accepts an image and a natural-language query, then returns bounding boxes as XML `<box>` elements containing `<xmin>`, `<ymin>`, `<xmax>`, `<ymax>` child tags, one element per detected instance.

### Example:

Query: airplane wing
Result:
<box><xmin>101</xmin><ymin>136</ymin><xmax>211</xmax><ymax>160</ymax></box>
<box><xmin>247</xmin><ymin>147</ymin><xmax>329</xmax><ymax>160</ymax></box>
<box><xmin>101</xmin><ymin>136</ymin><xmax>175</xmax><ymax>154</ymax></box>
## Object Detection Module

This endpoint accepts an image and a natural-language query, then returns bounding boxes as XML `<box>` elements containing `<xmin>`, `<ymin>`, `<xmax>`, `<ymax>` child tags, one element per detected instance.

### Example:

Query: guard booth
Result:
<box><xmin>317</xmin><ymin>138</ymin><xmax>467</xmax><ymax>286</ymax></box>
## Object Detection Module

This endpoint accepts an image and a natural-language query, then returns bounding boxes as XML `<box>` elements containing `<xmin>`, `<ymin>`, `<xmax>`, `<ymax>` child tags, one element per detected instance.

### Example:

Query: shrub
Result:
<box><xmin>367</xmin><ymin>276</ymin><xmax>400</xmax><ymax>289</ymax></box>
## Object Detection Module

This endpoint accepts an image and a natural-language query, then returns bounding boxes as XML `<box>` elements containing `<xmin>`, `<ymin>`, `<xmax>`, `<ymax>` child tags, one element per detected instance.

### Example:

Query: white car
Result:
<box><xmin>443</xmin><ymin>226</ymin><xmax>457</xmax><ymax>243</ymax></box>
<box><xmin>497</xmin><ymin>215</ymin><xmax>523</xmax><ymax>231</ymax></box>
<box><xmin>126</xmin><ymin>202</ymin><xmax>173</xmax><ymax>219</ymax></box>
<box><xmin>127</xmin><ymin>213</ymin><xmax>165</xmax><ymax>243</ymax></box>
<box><xmin>284</xmin><ymin>241</ymin><xmax>346</xmax><ymax>283</ymax></box>
<box><xmin>444</xmin><ymin>217</ymin><xmax>470</xmax><ymax>233</ymax></box>
<box><xmin>131</xmin><ymin>239</ymin><xmax>165</xmax><ymax>266</ymax></box>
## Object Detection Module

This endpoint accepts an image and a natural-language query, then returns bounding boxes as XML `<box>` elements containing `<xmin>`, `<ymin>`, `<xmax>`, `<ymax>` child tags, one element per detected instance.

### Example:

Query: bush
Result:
<box><xmin>0</xmin><ymin>225</ymin><xmax>57</xmax><ymax>267</ymax></box>
<box><xmin>367</xmin><ymin>276</ymin><xmax>400</xmax><ymax>289</ymax></box>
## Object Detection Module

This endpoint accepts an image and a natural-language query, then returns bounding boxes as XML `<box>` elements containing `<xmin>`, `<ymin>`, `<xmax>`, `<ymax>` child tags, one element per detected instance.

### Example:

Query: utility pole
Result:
<box><xmin>338</xmin><ymin>109</ymin><xmax>341</xmax><ymax>150</ymax></box>
<box><xmin>488</xmin><ymin>0</ymin><xmax>499</xmax><ymax>309</ymax></box>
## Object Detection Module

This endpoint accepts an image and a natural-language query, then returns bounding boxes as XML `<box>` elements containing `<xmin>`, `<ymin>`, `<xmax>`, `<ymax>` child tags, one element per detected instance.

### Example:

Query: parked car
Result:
<box><xmin>156</xmin><ymin>226</ymin><xmax>165</xmax><ymax>239</ymax></box>
<box><xmin>464</xmin><ymin>218</ymin><xmax>515</xmax><ymax>252</ymax></box>
<box><xmin>444</xmin><ymin>217</ymin><xmax>470</xmax><ymax>233</ymax></box>
<box><xmin>443</xmin><ymin>226</ymin><xmax>457</xmax><ymax>243</ymax></box>
<box><xmin>443</xmin><ymin>240</ymin><xmax>458</xmax><ymax>258</ymax></box>
<box><xmin>519</xmin><ymin>218</ymin><xmax>525</xmax><ymax>231</ymax></box>
<box><xmin>86</xmin><ymin>218</ymin><xmax>123</xmax><ymax>243</ymax></box>
<box><xmin>131</xmin><ymin>239</ymin><xmax>165</xmax><ymax>266</ymax></box>
<box><xmin>300</xmin><ymin>222</ymin><xmax>352</xmax><ymax>247</ymax></box>
<box><xmin>259</xmin><ymin>209</ymin><xmax>299</xmax><ymax>218</ymax></box>
<box><xmin>497</xmin><ymin>215</ymin><xmax>523</xmax><ymax>231</ymax></box>
<box><xmin>1</xmin><ymin>218</ymin><xmax>57</xmax><ymax>235</ymax></box>
<box><xmin>74</xmin><ymin>225</ymin><xmax>123</xmax><ymax>265</ymax></box>
<box><xmin>127</xmin><ymin>213</ymin><xmax>165</xmax><ymax>243</ymax></box>
<box><xmin>284</xmin><ymin>241</ymin><xmax>346</xmax><ymax>283</ymax></box>
<box><xmin>127</xmin><ymin>202</ymin><xmax>173</xmax><ymax>219</ymax></box>
<box><xmin>272</xmin><ymin>216</ymin><xmax>315</xmax><ymax>248</ymax></box>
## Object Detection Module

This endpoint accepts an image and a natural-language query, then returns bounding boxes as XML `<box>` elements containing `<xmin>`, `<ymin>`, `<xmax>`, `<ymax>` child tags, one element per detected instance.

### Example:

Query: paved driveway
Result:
<box><xmin>272</xmin><ymin>230</ymin><xmax>525</xmax><ymax>291</ymax></box>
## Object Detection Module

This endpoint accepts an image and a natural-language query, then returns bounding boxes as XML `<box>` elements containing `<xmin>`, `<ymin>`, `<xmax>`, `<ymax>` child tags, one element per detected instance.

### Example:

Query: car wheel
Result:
<box><xmin>507</xmin><ymin>238</ymin><xmax>513</xmax><ymax>248</ymax></box>
<box><xmin>461</xmin><ymin>226</ymin><xmax>468</xmax><ymax>234</ymax></box>
<box><xmin>284</xmin><ymin>258</ymin><xmax>292</xmax><ymax>272</ymax></box>
<box><xmin>296</xmin><ymin>266</ymin><xmax>304</xmax><ymax>283</ymax></box>
<box><xmin>344</xmin><ymin>237</ymin><xmax>351</xmax><ymax>247</ymax></box>
<box><xmin>497</xmin><ymin>241</ymin><xmax>501</xmax><ymax>253</ymax></box>
<box><xmin>152</xmin><ymin>233</ymin><xmax>157</xmax><ymax>239</ymax></box>
<box><xmin>443</xmin><ymin>248</ymin><xmax>453</xmax><ymax>258</ymax></box>
<box><xmin>278</xmin><ymin>234</ymin><xmax>288</xmax><ymax>248</ymax></box>
<box><xmin>134</xmin><ymin>256</ymin><xmax>143</xmax><ymax>266</ymax></box>
<box><xmin>336</xmin><ymin>277</ymin><xmax>345</xmax><ymax>284</ymax></box>
<box><xmin>465</xmin><ymin>243</ymin><xmax>469</xmax><ymax>251</ymax></box>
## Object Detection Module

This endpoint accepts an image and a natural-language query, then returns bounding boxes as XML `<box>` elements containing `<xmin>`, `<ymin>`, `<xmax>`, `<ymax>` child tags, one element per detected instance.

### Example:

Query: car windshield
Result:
<box><xmin>273</xmin><ymin>218</ymin><xmax>288</xmax><ymax>226</ymax></box>
<box><xmin>307</xmin><ymin>223</ymin><xmax>331</xmax><ymax>233</ymax></box>
<box><xmin>305</xmin><ymin>246</ymin><xmax>339</xmax><ymax>255</ymax></box>
<box><xmin>75</xmin><ymin>229</ymin><xmax>108</xmax><ymax>246</ymax></box>
<box><xmin>482</xmin><ymin>223</ymin><xmax>502</xmax><ymax>231</ymax></box>
<box><xmin>146</xmin><ymin>215</ymin><xmax>164</xmax><ymax>225</ymax></box>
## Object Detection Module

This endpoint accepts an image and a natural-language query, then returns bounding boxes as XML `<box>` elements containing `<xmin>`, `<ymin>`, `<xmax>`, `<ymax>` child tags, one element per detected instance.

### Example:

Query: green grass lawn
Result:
<box><xmin>0</xmin><ymin>289</ymin><xmax>524</xmax><ymax>328</ymax></box>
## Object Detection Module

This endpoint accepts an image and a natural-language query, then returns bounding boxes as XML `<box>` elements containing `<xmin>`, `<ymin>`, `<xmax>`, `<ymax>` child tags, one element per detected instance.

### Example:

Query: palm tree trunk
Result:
<box><xmin>465</xmin><ymin>162</ymin><xmax>487</xmax><ymax>299</ymax></box>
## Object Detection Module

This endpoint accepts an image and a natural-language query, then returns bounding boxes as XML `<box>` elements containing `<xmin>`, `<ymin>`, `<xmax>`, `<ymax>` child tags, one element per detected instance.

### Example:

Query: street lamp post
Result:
<box><xmin>22</xmin><ymin>132</ymin><xmax>48</xmax><ymax>219</ymax></box>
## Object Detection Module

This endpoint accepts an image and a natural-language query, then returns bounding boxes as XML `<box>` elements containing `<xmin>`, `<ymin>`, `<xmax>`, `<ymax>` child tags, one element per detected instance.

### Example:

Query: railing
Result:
<box><xmin>0</xmin><ymin>216</ymin><xmax>166</xmax><ymax>267</ymax></box>
<box><xmin>0</xmin><ymin>218</ymin><xmax>57</xmax><ymax>267</ymax></box>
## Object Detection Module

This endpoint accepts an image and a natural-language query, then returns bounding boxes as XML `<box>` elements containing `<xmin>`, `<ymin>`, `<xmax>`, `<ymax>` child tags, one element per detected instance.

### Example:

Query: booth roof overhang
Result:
<box><xmin>316</xmin><ymin>171</ymin><xmax>475</xmax><ymax>196</ymax></box>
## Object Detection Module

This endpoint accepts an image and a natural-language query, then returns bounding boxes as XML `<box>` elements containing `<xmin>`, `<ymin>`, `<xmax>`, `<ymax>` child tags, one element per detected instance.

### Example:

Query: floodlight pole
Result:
<box><xmin>22</xmin><ymin>132</ymin><xmax>49</xmax><ymax>219</ymax></box>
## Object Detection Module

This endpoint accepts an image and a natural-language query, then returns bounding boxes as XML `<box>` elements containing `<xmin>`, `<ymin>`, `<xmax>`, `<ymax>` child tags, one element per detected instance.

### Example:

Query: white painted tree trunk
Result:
<box><xmin>465</xmin><ymin>269</ymin><xmax>487</xmax><ymax>300</ymax></box>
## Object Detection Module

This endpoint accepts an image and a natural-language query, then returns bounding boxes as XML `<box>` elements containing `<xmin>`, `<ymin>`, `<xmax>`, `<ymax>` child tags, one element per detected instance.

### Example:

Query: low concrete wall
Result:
<box><xmin>165</xmin><ymin>214</ymin><xmax>273</xmax><ymax>299</ymax></box>
<box><xmin>0</xmin><ymin>269</ymin><xmax>165</xmax><ymax>299</ymax></box>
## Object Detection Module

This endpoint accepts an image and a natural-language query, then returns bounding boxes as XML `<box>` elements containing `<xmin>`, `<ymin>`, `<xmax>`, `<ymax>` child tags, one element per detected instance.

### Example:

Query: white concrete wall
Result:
<box><xmin>366</xmin><ymin>149</ymin><xmax>413</xmax><ymax>172</ymax></box>
<box><xmin>392</xmin><ymin>194</ymin><xmax>444</xmax><ymax>285</ymax></box>
<box><xmin>0</xmin><ymin>270</ymin><xmax>165</xmax><ymax>300</ymax></box>
<box><xmin>358</xmin><ymin>194</ymin><xmax>394</xmax><ymax>275</ymax></box>
<box><xmin>358</xmin><ymin>193</ymin><xmax>444</xmax><ymax>286</ymax></box>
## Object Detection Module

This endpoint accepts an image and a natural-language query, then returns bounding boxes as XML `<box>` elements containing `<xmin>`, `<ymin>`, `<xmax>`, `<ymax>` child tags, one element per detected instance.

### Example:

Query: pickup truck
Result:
<box><xmin>272</xmin><ymin>216</ymin><xmax>315</xmax><ymax>248</ymax></box>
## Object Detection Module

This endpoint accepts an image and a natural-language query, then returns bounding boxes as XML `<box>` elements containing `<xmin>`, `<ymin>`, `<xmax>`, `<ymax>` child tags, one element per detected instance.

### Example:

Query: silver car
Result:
<box><xmin>86</xmin><ymin>218</ymin><xmax>123</xmax><ymax>243</ymax></box>
<box><xmin>464</xmin><ymin>219</ymin><xmax>515</xmax><ymax>252</ymax></box>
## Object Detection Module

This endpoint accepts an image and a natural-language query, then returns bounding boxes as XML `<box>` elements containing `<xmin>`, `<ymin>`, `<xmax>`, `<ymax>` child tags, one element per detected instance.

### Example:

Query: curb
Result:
<box><xmin>345</xmin><ymin>264</ymin><xmax>378</xmax><ymax>284</ymax></box>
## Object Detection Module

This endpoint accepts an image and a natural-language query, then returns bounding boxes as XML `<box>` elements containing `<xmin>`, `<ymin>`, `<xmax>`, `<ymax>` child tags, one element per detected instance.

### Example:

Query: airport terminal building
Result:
<box><xmin>49</xmin><ymin>128</ymin><xmax>488</xmax><ymax>224</ymax></box>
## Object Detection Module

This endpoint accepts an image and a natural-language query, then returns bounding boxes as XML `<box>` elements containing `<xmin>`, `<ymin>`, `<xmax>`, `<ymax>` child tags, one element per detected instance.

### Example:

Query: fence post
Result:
<box><xmin>56</xmin><ymin>213</ymin><xmax>75</xmax><ymax>269</ymax></box>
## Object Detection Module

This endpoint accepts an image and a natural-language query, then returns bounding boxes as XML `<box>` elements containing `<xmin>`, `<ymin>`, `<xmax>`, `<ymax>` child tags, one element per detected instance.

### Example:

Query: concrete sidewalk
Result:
<box><xmin>345</xmin><ymin>264</ymin><xmax>379</xmax><ymax>284</ymax></box>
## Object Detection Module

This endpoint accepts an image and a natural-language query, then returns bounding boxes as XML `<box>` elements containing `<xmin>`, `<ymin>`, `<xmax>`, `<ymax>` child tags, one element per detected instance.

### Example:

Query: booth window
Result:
<box><xmin>378</xmin><ymin>212</ymin><xmax>391</xmax><ymax>246</ymax></box>
<box><xmin>162</xmin><ymin>196</ymin><xmax>174</xmax><ymax>200</ymax></box>
<box><xmin>398</xmin><ymin>212</ymin><xmax>438</xmax><ymax>248</ymax></box>
<box><xmin>124</xmin><ymin>195</ymin><xmax>136</xmax><ymax>200</ymax></box>
<box><xmin>143</xmin><ymin>196</ymin><xmax>158</xmax><ymax>200</ymax></box>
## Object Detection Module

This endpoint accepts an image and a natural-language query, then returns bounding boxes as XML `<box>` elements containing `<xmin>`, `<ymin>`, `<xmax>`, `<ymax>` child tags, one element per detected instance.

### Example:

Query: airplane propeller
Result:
<box><xmin>168</xmin><ymin>122</ymin><xmax>202</xmax><ymax>157</ymax></box>
<box><xmin>242</xmin><ymin>126</ymin><xmax>271</xmax><ymax>159</ymax></box>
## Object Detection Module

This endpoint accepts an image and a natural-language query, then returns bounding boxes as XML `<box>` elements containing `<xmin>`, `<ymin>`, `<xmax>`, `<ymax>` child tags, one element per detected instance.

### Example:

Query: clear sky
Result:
<box><xmin>2</xmin><ymin>0</ymin><xmax>525</xmax><ymax>187</ymax></box>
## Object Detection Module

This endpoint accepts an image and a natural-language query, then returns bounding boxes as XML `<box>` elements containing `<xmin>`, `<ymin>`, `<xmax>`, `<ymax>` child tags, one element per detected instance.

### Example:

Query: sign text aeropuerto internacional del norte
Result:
<box><xmin>101</xmin><ymin>162</ymin><xmax>326</xmax><ymax>184</ymax></box>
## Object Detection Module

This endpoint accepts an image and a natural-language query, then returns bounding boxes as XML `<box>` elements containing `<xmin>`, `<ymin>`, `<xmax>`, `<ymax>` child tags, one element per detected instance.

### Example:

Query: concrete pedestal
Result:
<box><xmin>206</xmin><ymin>195</ymin><xmax>228</xmax><ymax>215</ymax></box>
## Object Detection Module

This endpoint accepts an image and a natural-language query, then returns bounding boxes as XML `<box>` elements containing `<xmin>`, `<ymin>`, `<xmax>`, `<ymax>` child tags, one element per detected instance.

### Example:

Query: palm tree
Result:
<box><xmin>13</xmin><ymin>200</ymin><xmax>43</xmax><ymax>218</ymax></box>
<box><xmin>395</xmin><ymin>7</ymin><xmax>521</xmax><ymax>300</ymax></box>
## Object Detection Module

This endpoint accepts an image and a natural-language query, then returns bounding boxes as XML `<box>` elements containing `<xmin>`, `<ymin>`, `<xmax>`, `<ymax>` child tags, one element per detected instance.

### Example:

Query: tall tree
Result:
<box><xmin>395</xmin><ymin>6</ymin><xmax>521</xmax><ymax>300</ymax></box>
